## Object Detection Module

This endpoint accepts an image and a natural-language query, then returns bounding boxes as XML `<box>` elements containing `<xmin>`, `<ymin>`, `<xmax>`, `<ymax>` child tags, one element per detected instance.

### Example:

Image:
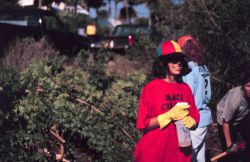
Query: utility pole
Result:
<box><xmin>74</xmin><ymin>0</ymin><xmax>78</xmax><ymax>13</ymax></box>
<box><xmin>146</xmin><ymin>3</ymin><xmax>151</xmax><ymax>26</ymax></box>
<box><xmin>114</xmin><ymin>0</ymin><xmax>118</xmax><ymax>19</ymax></box>
<box><xmin>108</xmin><ymin>0</ymin><xmax>111</xmax><ymax>17</ymax></box>
<box><xmin>37</xmin><ymin>0</ymin><xmax>42</xmax><ymax>8</ymax></box>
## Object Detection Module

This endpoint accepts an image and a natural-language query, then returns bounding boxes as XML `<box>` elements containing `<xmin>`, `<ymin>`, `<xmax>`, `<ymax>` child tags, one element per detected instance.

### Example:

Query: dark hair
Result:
<box><xmin>241</xmin><ymin>72</ymin><xmax>250</xmax><ymax>86</ymax></box>
<box><xmin>182</xmin><ymin>39</ymin><xmax>206</xmax><ymax>65</ymax></box>
<box><xmin>152</xmin><ymin>56</ymin><xmax>169</xmax><ymax>79</ymax></box>
<box><xmin>151</xmin><ymin>55</ymin><xmax>190</xmax><ymax>81</ymax></box>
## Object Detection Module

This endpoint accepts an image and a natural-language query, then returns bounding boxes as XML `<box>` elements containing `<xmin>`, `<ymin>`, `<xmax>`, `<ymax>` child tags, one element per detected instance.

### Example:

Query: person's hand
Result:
<box><xmin>182</xmin><ymin>116</ymin><xmax>196</xmax><ymax>129</ymax></box>
<box><xmin>157</xmin><ymin>103</ymin><xmax>190</xmax><ymax>129</ymax></box>
<box><xmin>170</xmin><ymin>103</ymin><xmax>190</xmax><ymax>120</ymax></box>
<box><xmin>226</xmin><ymin>143</ymin><xmax>238</xmax><ymax>154</ymax></box>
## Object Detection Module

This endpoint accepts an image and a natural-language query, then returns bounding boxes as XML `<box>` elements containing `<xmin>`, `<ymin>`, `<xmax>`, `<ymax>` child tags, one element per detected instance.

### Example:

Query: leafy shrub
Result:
<box><xmin>1</xmin><ymin>37</ymin><xmax>58</xmax><ymax>71</ymax></box>
<box><xmin>0</xmin><ymin>49</ymin><xmax>147</xmax><ymax>161</ymax></box>
<box><xmin>57</xmin><ymin>12</ymin><xmax>90</xmax><ymax>34</ymax></box>
<box><xmin>0</xmin><ymin>69</ymin><xmax>29</xmax><ymax>161</ymax></box>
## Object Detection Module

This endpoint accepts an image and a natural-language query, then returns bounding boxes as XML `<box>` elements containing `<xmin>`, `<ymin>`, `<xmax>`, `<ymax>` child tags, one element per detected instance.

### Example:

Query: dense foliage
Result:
<box><xmin>0</xmin><ymin>46</ymin><xmax>149</xmax><ymax>161</ymax></box>
<box><xmin>149</xmin><ymin>0</ymin><xmax>250</xmax><ymax>106</ymax></box>
<box><xmin>57</xmin><ymin>12</ymin><xmax>90</xmax><ymax>34</ymax></box>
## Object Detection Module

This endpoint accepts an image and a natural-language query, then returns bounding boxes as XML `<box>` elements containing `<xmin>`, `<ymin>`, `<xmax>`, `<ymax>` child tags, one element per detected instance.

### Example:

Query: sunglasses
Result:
<box><xmin>168</xmin><ymin>59</ymin><xmax>184</xmax><ymax>64</ymax></box>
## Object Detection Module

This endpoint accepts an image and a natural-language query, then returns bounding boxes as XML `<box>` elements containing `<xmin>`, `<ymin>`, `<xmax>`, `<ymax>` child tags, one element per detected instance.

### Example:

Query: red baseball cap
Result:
<box><xmin>177</xmin><ymin>36</ymin><xmax>194</xmax><ymax>47</ymax></box>
<box><xmin>156</xmin><ymin>40</ymin><xmax>186</xmax><ymax>60</ymax></box>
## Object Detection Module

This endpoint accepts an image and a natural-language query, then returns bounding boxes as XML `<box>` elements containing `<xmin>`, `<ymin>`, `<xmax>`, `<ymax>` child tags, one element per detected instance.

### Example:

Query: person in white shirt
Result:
<box><xmin>178</xmin><ymin>36</ymin><xmax>212</xmax><ymax>162</ymax></box>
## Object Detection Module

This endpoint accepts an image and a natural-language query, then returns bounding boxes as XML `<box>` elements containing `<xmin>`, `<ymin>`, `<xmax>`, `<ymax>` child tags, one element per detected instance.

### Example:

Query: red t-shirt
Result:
<box><xmin>134</xmin><ymin>79</ymin><xmax>200</xmax><ymax>162</ymax></box>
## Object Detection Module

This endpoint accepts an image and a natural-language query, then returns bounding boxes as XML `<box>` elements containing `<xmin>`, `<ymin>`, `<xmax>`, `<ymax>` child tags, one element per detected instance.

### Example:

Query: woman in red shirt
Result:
<box><xmin>134</xmin><ymin>40</ymin><xmax>200</xmax><ymax>162</ymax></box>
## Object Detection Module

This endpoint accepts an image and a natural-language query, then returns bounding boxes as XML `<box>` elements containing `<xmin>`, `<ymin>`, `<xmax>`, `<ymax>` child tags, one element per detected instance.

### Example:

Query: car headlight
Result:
<box><xmin>109</xmin><ymin>40</ymin><xmax>114</xmax><ymax>48</ymax></box>
<box><xmin>91</xmin><ymin>43</ymin><xmax>95</xmax><ymax>48</ymax></box>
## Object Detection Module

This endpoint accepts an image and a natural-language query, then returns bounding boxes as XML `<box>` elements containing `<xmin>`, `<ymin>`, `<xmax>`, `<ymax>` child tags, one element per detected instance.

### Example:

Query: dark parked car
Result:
<box><xmin>90</xmin><ymin>24</ymin><xmax>158</xmax><ymax>53</ymax></box>
<box><xmin>0</xmin><ymin>7</ymin><xmax>90</xmax><ymax>55</ymax></box>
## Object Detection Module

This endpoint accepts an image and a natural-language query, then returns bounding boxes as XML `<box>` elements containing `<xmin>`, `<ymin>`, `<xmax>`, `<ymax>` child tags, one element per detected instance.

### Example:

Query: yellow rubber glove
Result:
<box><xmin>182</xmin><ymin>116</ymin><xmax>196</xmax><ymax>129</ymax></box>
<box><xmin>157</xmin><ymin>103</ymin><xmax>190</xmax><ymax>129</ymax></box>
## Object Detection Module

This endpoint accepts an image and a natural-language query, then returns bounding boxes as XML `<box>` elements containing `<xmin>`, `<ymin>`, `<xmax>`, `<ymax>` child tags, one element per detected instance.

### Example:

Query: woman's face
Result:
<box><xmin>243</xmin><ymin>82</ymin><xmax>250</xmax><ymax>98</ymax></box>
<box><xmin>167</xmin><ymin>60</ymin><xmax>183</xmax><ymax>76</ymax></box>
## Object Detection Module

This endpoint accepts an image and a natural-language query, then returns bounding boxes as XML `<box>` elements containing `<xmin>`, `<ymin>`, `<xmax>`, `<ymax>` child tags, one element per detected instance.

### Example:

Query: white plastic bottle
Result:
<box><xmin>175</xmin><ymin>102</ymin><xmax>191</xmax><ymax>147</ymax></box>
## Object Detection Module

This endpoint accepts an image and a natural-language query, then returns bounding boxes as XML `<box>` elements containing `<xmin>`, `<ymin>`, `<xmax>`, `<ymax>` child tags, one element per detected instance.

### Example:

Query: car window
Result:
<box><xmin>0</xmin><ymin>11</ymin><xmax>40</xmax><ymax>27</ymax></box>
<box><xmin>112</xmin><ymin>25</ymin><xmax>151</xmax><ymax>37</ymax></box>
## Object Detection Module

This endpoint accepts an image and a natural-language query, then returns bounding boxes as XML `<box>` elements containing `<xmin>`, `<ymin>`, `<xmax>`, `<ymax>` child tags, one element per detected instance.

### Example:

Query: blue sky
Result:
<box><xmin>89</xmin><ymin>0</ymin><xmax>185</xmax><ymax>18</ymax></box>
<box><xmin>89</xmin><ymin>1</ymin><xmax>149</xmax><ymax>18</ymax></box>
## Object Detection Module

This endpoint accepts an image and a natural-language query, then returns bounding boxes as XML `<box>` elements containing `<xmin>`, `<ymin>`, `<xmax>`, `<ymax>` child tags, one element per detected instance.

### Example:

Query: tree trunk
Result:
<box><xmin>123</xmin><ymin>0</ymin><xmax>130</xmax><ymax>24</ymax></box>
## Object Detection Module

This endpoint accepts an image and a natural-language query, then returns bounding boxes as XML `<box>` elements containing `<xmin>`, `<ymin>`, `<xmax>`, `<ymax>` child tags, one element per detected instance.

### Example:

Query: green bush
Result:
<box><xmin>0</xmin><ymin>49</ymin><xmax>147</xmax><ymax>161</ymax></box>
